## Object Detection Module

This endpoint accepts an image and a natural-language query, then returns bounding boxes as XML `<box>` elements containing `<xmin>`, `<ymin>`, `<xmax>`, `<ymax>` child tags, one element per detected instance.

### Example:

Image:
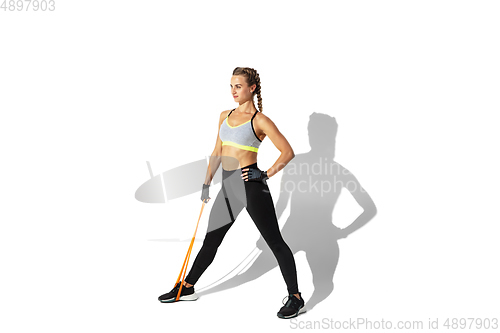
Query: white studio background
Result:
<box><xmin>1</xmin><ymin>1</ymin><xmax>499</xmax><ymax>332</ymax></box>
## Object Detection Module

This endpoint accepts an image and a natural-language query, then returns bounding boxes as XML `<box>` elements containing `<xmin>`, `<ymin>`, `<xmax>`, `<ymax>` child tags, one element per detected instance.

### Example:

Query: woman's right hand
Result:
<box><xmin>201</xmin><ymin>184</ymin><xmax>210</xmax><ymax>203</ymax></box>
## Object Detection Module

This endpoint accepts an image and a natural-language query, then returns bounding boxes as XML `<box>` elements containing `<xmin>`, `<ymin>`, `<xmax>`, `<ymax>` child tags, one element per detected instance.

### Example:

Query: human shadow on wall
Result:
<box><xmin>196</xmin><ymin>112</ymin><xmax>378</xmax><ymax>311</ymax></box>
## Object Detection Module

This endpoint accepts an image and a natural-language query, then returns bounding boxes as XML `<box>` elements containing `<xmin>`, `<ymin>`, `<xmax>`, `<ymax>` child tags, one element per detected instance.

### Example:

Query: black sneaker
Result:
<box><xmin>277</xmin><ymin>292</ymin><xmax>306</xmax><ymax>319</ymax></box>
<box><xmin>158</xmin><ymin>282</ymin><xmax>198</xmax><ymax>303</ymax></box>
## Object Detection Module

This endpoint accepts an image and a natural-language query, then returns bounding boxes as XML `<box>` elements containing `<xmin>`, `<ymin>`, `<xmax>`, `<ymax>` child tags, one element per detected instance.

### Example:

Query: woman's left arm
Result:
<box><xmin>257</xmin><ymin>113</ymin><xmax>295</xmax><ymax>178</ymax></box>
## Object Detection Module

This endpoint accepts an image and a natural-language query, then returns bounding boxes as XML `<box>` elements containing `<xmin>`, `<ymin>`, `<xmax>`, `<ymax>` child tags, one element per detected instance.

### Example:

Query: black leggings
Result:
<box><xmin>185</xmin><ymin>162</ymin><xmax>299</xmax><ymax>295</ymax></box>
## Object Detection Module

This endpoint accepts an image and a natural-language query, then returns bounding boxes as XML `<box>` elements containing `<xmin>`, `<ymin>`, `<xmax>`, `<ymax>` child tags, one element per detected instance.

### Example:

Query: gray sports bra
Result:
<box><xmin>219</xmin><ymin>108</ymin><xmax>262</xmax><ymax>152</ymax></box>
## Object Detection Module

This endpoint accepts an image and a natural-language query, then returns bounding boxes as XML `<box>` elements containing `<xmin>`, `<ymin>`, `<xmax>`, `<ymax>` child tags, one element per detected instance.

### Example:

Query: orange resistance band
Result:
<box><xmin>174</xmin><ymin>199</ymin><xmax>206</xmax><ymax>301</ymax></box>
<box><xmin>174</xmin><ymin>161</ymin><xmax>212</xmax><ymax>301</ymax></box>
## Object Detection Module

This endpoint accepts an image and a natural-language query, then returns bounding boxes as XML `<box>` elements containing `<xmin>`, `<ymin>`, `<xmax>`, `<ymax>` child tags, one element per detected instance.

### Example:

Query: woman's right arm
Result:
<box><xmin>203</xmin><ymin>110</ymin><xmax>227</xmax><ymax>185</ymax></box>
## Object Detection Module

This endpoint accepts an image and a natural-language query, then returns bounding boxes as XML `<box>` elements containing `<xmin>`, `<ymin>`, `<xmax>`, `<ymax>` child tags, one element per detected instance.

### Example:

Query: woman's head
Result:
<box><xmin>231</xmin><ymin>67</ymin><xmax>263</xmax><ymax>112</ymax></box>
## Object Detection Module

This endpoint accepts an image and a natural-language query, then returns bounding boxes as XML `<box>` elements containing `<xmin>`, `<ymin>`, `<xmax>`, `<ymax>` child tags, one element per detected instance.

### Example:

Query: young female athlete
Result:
<box><xmin>158</xmin><ymin>67</ymin><xmax>306</xmax><ymax>319</ymax></box>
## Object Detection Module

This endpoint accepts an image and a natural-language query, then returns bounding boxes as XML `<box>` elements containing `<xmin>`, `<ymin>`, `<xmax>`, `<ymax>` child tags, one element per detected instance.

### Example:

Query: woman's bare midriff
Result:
<box><xmin>220</xmin><ymin>145</ymin><xmax>258</xmax><ymax>171</ymax></box>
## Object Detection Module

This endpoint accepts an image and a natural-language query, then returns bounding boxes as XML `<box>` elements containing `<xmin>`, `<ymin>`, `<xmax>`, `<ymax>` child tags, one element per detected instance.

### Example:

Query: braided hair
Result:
<box><xmin>232</xmin><ymin>67</ymin><xmax>263</xmax><ymax>113</ymax></box>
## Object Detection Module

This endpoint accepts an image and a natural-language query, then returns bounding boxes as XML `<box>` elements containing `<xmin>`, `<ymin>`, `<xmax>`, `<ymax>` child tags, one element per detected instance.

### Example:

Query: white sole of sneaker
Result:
<box><xmin>277</xmin><ymin>306</ymin><xmax>307</xmax><ymax>319</ymax></box>
<box><xmin>160</xmin><ymin>292</ymin><xmax>199</xmax><ymax>303</ymax></box>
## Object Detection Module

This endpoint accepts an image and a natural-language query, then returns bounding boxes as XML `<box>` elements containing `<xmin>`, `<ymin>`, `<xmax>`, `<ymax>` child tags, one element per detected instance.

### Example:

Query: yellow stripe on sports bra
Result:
<box><xmin>222</xmin><ymin>141</ymin><xmax>259</xmax><ymax>152</ymax></box>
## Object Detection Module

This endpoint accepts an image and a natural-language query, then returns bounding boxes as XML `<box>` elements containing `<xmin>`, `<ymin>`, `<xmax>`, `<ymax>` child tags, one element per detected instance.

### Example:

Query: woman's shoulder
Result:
<box><xmin>218</xmin><ymin>109</ymin><xmax>234</xmax><ymax>124</ymax></box>
<box><xmin>254</xmin><ymin>110</ymin><xmax>273</xmax><ymax>124</ymax></box>
<box><xmin>220</xmin><ymin>108</ymin><xmax>235</xmax><ymax>117</ymax></box>
<box><xmin>218</xmin><ymin>109</ymin><xmax>230</xmax><ymax>119</ymax></box>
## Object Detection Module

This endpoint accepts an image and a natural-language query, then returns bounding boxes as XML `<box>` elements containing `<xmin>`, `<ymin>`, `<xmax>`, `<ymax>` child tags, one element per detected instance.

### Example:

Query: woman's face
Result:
<box><xmin>230</xmin><ymin>75</ymin><xmax>255</xmax><ymax>103</ymax></box>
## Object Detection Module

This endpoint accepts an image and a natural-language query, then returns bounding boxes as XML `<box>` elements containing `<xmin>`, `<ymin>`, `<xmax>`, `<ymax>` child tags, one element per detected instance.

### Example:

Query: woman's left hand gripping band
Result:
<box><xmin>242</xmin><ymin>167</ymin><xmax>269</xmax><ymax>184</ymax></box>
<box><xmin>201</xmin><ymin>183</ymin><xmax>210</xmax><ymax>203</ymax></box>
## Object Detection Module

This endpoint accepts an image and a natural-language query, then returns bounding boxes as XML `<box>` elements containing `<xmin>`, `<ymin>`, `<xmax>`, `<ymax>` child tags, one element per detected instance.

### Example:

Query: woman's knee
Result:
<box><xmin>202</xmin><ymin>234</ymin><xmax>223</xmax><ymax>249</ymax></box>
<box><xmin>203</xmin><ymin>225</ymin><xmax>231</xmax><ymax>248</ymax></box>
<box><xmin>266</xmin><ymin>238</ymin><xmax>290</xmax><ymax>255</ymax></box>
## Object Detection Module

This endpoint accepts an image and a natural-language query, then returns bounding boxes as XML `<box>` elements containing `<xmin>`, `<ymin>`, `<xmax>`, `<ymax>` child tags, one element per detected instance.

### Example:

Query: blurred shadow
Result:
<box><xmin>197</xmin><ymin>112</ymin><xmax>378</xmax><ymax>311</ymax></box>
